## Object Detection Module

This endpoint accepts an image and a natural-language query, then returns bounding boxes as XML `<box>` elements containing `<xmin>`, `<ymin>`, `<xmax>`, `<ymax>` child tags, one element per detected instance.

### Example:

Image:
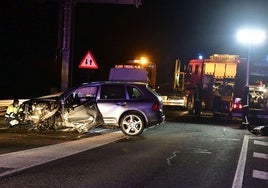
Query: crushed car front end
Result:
<box><xmin>20</xmin><ymin>93</ymin><xmax>104</xmax><ymax>133</ymax></box>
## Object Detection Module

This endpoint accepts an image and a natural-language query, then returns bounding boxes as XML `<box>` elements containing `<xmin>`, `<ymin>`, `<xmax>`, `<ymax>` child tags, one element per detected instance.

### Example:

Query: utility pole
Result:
<box><xmin>58</xmin><ymin>0</ymin><xmax>142</xmax><ymax>91</ymax></box>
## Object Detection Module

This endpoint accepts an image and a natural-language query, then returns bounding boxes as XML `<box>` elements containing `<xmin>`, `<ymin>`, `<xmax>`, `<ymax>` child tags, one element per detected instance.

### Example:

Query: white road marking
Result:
<box><xmin>232</xmin><ymin>135</ymin><xmax>249</xmax><ymax>188</ymax></box>
<box><xmin>254</xmin><ymin>140</ymin><xmax>268</xmax><ymax>146</ymax></box>
<box><xmin>252</xmin><ymin>170</ymin><xmax>268</xmax><ymax>180</ymax></box>
<box><xmin>252</xmin><ymin>139</ymin><xmax>268</xmax><ymax>181</ymax></box>
<box><xmin>249</xmin><ymin>135</ymin><xmax>268</xmax><ymax>140</ymax></box>
<box><xmin>253</xmin><ymin>152</ymin><xmax>268</xmax><ymax>159</ymax></box>
<box><xmin>217</xmin><ymin>138</ymin><xmax>240</xmax><ymax>141</ymax></box>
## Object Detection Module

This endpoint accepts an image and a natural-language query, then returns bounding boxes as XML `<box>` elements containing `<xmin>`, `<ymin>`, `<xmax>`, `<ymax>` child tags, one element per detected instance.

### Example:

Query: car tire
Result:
<box><xmin>119</xmin><ymin>112</ymin><xmax>145</xmax><ymax>136</ymax></box>
<box><xmin>187</xmin><ymin>96</ymin><xmax>194</xmax><ymax>114</ymax></box>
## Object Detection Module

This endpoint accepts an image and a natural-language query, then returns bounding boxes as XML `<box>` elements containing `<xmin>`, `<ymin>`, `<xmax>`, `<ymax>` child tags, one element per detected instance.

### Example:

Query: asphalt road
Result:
<box><xmin>0</xmin><ymin>109</ymin><xmax>267</xmax><ymax>187</ymax></box>
<box><xmin>0</xmin><ymin>120</ymin><xmax>261</xmax><ymax>188</ymax></box>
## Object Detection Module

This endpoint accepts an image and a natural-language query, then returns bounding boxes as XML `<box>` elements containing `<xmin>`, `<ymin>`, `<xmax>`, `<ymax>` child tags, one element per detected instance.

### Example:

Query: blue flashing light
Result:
<box><xmin>198</xmin><ymin>54</ymin><xmax>203</xmax><ymax>60</ymax></box>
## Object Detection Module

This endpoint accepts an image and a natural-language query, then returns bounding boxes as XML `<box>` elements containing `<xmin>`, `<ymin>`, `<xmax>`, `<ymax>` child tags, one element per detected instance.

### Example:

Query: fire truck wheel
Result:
<box><xmin>187</xmin><ymin>96</ymin><xmax>194</xmax><ymax>114</ymax></box>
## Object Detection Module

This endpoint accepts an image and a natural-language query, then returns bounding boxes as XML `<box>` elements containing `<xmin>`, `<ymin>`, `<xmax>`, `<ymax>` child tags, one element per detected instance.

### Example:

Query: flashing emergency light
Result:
<box><xmin>140</xmin><ymin>57</ymin><xmax>148</xmax><ymax>65</ymax></box>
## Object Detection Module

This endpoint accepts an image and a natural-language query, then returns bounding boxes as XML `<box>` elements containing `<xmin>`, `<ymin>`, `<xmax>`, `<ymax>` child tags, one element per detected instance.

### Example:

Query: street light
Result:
<box><xmin>236</xmin><ymin>28</ymin><xmax>266</xmax><ymax>124</ymax></box>
<box><xmin>236</xmin><ymin>28</ymin><xmax>266</xmax><ymax>86</ymax></box>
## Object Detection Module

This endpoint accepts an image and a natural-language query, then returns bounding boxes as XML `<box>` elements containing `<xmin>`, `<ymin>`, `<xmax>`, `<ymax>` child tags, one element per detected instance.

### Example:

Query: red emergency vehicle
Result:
<box><xmin>161</xmin><ymin>54</ymin><xmax>240</xmax><ymax>116</ymax></box>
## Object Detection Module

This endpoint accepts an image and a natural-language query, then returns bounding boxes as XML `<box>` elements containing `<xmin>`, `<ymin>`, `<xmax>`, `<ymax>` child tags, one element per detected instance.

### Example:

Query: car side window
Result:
<box><xmin>75</xmin><ymin>86</ymin><xmax>98</xmax><ymax>103</ymax></box>
<box><xmin>65</xmin><ymin>86</ymin><xmax>98</xmax><ymax>107</ymax></box>
<box><xmin>100</xmin><ymin>85</ymin><xmax>126</xmax><ymax>99</ymax></box>
<box><xmin>76</xmin><ymin>86</ymin><xmax>97</xmax><ymax>98</ymax></box>
<box><xmin>127</xmin><ymin>86</ymin><xmax>142</xmax><ymax>99</ymax></box>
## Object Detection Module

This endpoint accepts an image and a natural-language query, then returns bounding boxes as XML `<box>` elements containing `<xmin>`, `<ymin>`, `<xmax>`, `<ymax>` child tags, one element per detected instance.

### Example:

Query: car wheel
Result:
<box><xmin>119</xmin><ymin>113</ymin><xmax>145</xmax><ymax>136</ymax></box>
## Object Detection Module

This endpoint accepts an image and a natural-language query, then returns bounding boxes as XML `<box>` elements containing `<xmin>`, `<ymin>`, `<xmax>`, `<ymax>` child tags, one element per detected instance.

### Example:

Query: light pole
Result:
<box><xmin>237</xmin><ymin>29</ymin><xmax>266</xmax><ymax>87</ymax></box>
<box><xmin>236</xmin><ymin>28</ymin><xmax>265</xmax><ymax>125</ymax></box>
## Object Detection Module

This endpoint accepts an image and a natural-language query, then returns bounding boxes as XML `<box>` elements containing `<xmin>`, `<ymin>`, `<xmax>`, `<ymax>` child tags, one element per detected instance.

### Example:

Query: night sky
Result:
<box><xmin>1</xmin><ymin>0</ymin><xmax>268</xmax><ymax>99</ymax></box>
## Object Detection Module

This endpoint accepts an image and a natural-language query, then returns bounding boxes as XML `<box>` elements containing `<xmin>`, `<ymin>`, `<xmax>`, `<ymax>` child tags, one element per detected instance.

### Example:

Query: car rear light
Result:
<box><xmin>233</xmin><ymin>103</ymin><xmax>242</xmax><ymax>109</ymax></box>
<box><xmin>152</xmin><ymin>101</ymin><xmax>161</xmax><ymax>111</ymax></box>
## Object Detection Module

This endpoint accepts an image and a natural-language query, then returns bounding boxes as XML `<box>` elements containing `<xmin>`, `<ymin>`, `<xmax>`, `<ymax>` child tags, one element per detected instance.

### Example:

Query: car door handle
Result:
<box><xmin>116</xmin><ymin>102</ymin><xmax>127</xmax><ymax>106</ymax></box>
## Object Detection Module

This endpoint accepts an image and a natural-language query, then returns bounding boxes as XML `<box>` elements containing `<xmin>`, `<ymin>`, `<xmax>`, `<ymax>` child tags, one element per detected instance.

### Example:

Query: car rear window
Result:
<box><xmin>127</xmin><ymin>85</ymin><xmax>142</xmax><ymax>99</ymax></box>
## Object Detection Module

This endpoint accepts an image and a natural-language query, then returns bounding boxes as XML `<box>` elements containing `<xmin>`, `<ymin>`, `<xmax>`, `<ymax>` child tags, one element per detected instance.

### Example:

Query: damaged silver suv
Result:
<box><xmin>21</xmin><ymin>81</ymin><xmax>165</xmax><ymax>136</ymax></box>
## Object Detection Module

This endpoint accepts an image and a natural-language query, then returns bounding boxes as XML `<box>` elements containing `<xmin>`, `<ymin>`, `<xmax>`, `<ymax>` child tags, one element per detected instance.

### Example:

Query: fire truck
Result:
<box><xmin>161</xmin><ymin>54</ymin><xmax>240</xmax><ymax>116</ymax></box>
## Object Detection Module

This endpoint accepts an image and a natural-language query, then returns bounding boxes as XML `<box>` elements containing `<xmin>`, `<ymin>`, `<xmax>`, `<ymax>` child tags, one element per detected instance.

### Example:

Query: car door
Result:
<box><xmin>62</xmin><ymin>85</ymin><xmax>102</xmax><ymax>125</ymax></box>
<box><xmin>97</xmin><ymin>84</ymin><xmax>128</xmax><ymax>125</ymax></box>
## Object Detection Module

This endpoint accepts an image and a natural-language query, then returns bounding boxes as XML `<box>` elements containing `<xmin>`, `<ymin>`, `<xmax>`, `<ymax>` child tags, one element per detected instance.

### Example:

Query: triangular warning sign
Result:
<box><xmin>79</xmin><ymin>51</ymin><xmax>98</xmax><ymax>69</ymax></box>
